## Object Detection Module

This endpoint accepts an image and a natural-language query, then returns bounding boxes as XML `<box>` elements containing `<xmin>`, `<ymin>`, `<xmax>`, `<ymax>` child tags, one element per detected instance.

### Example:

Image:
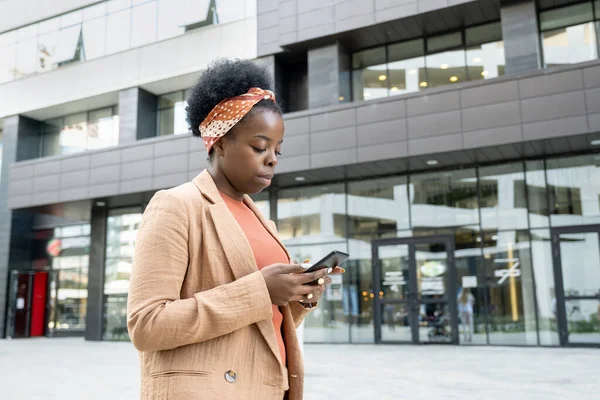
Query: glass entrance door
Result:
<box><xmin>552</xmin><ymin>225</ymin><xmax>600</xmax><ymax>347</ymax></box>
<box><xmin>373</xmin><ymin>236</ymin><xmax>458</xmax><ymax>344</ymax></box>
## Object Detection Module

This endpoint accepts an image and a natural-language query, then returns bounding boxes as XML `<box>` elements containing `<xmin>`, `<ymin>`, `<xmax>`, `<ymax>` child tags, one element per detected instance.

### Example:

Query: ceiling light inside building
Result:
<box><xmin>450</xmin><ymin>76</ymin><xmax>458</xmax><ymax>82</ymax></box>
<box><xmin>591</xmin><ymin>139</ymin><xmax>600</xmax><ymax>146</ymax></box>
<box><xmin>409</xmin><ymin>69</ymin><xmax>417</xmax><ymax>75</ymax></box>
<box><xmin>295</xmin><ymin>176</ymin><xmax>306</xmax><ymax>182</ymax></box>
<box><xmin>426</xmin><ymin>159</ymin><xmax>438</xmax><ymax>166</ymax></box>
<box><xmin>391</xmin><ymin>87</ymin><xmax>399</xmax><ymax>92</ymax></box>
<box><xmin>339</xmin><ymin>96</ymin><xmax>345</xmax><ymax>101</ymax></box>
<box><xmin>378</xmin><ymin>74</ymin><xmax>387</xmax><ymax>81</ymax></box>
<box><xmin>441</xmin><ymin>64</ymin><xmax>449</xmax><ymax>70</ymax></box>
<box><xmin>364</xmin><ymin>92</ymin><xmax>371</xmax><ymax>97</ymax></box>
<box><xmin>419</xmin><ymin>81</ymin><xmax>428</xmax><ymax>88</ymax></box>
<box><xmin>96</xmin><ymin>201</ymin><xmax>106</xmax><ymax>207</ymax></box>
<box><xmin>481</xmin><ymin>70</ymin><xmax>489</xmax><ymax>77</ymax></box>
<box><xmin>473</xmin><ymin>57</ymin><xmax>482</xmax><ymax>63</ymax></box>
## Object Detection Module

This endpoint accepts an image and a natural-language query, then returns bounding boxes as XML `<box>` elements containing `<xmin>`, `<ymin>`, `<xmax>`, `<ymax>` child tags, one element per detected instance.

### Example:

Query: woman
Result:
<box><xmin>127</xmin><ymin>59</ymin><xmax>343</xmax><ymax>399</ymax></box>
<box><xmin>458</xmin><ymin>288</ymin><xmax>475</xmax><ymax>343</ymax></box>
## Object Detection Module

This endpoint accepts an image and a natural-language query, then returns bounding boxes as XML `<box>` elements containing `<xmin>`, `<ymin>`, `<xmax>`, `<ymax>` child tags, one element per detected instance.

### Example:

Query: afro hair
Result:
<box><xmin>186</xmin><ymin>58</ymin><xmax>281</xmax><ymax>139</ymax></box>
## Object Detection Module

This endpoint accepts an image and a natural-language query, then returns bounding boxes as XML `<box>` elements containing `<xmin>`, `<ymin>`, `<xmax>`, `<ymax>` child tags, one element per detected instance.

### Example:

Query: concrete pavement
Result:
<box><xmin>0</xmin><ymin>338</ymin><xmax>598</xmax><ymax>399</ymax></box>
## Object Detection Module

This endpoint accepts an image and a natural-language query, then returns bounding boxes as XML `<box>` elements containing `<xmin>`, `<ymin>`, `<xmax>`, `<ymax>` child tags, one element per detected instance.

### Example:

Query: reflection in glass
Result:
<box><xmin>61</xmin><ymin>112</ymin><xmax>88</xmax><ymax>154</ymax></box>
<box><xmin>249</xmin><ymin>191</ymin><xmax>270</xmax><ymax>220</ymax></box>
<box><xmin>479</xmin><ymin>162</ymin><xmax>528</xmax><ymax>230</ymax></box>
<box><xmin>542</xmin><ymin>23</ymin><xmax>598</xmax><ymax>67</ymax></box>
<box><xmin>465</xmin><ymin>22</ymin><xmax>505</xmax><ymax>80</ymax></box>
<box><xmin>482</xmin><ymin>230</ymin><xmax>537</xmax><ymax>345</ymax></box>
<box><xmin>381</xmin><ymin>303</ymin><xmax>412</xmax><ymax>342</ymax></box>
<box><xmin>558</xmin><ymin>232</ymin><xmax>600</xmax><ymax>298</ymax></box>
<box><xmin>158</xmin><ymin>0</ymin><xmax>186</xmax><ymax>40</ymax></box>
<box><xmin>15</xmin><ymin>37</ymin><xmax>37</xmax><ymax>78</ymax></box>
<box><xmin>53</xmin><ymin>25</ymin><xmax>83</xmax><ymax>65</ymax></box>
<box><xmin>37</xmin><ymin>31</ymin><xmax>58</xmax><ymax>72</ymax></box>
<box><xmin>278</xmin><ymin>184</ymin><xmax>346</xmax><ymax>245</ymax></box>
<box><xmin>530</xmin><ymin>229</ymin><xmax>559</xmax><ymax>346</ymax></box>
<box><xmin>387</xmin><ymin>39</ymin><xmax>426</xmax><ymax>96</ymax></box>
<box><xmin>83</xmin><ymin>17</ymin><xmax>107</xmax><ymax>60</ymax></box>
<box><xmin>352</xmin><ymin>47</ymin><xmax>387</xmax><ymax>101</ymax></box>
<box><xmin>103</xmin><ymin>295</ymin><xmax>129</xmax><ymax>340</ymax></box>
<box><xmin>347</xmin><ymin>176</ymin><xmax>410</xmax><ymax>235</ymax></box>
<box><xmin>131</xmin><ymin>1</ymin><xmax>158</xmax><ymax>47</ymax></box>
<box><xmin>409</xmin><ymin>168</ymin><xmax>479</xmax><ymax>229</ymax></box>
<box><xmin>546</xmin><ymin>154</ymin><xmax>600</xmax><ymax>227</ymax></box>
<box><xmin>346</xmin><ymin>238</ymin><xmax>375</xmax><ymax>343</ymax></box>
<box><xmin>564</xmin><ymin>299</ymin><xmax>600</xmax><ymax>344</ymax></box>
<box><xmin>525</xmin><ymin>160</ymin><xmax>550</xmax><ymax>228</ymax></box>
<box><xmin>288</xmin><ymin>243</ymin><xmax>350</xmax><ymax>343</ymax></box>
<box><xmin>106</xmin><ymin>9</ymin><xmax>131</xmax><ymax>55</ymax></box>
<box><xmin>157</xmin><ymin>91</ymin><xmax>188</xmax><ymax>136</ymax></box>
<box><xmin>0</xmin><ymin>44</ymin><xmax>16</xmax><ymax>83</ymax></box>
<box><xmin>425</xmin><ymin>32</ymin><xmax>467</xmax><ymax>88</ymax></box>
<box><xmin>215</xmin><ymin>0</ymin><xmax>246</xmax><ymax>24</ymax></box>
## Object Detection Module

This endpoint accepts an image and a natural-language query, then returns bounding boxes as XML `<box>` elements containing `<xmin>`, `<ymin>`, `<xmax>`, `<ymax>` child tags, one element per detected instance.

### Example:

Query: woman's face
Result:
<box><xmin>216</xmin><ymin>110</ymin><xmax>285</xmax><ymax>195</ymax></box>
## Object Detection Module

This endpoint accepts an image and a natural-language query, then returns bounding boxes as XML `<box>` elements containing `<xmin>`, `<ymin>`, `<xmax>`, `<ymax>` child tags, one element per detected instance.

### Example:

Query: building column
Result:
<box><xmin>308</xmin><ymin>42</ymin><xmax>351</xmax><ymax>109</ymax></box>
<box><xmin>85</xmin><ymin>203</ymin><xmax>108</xmax><ymax>341</ymax></box>
<box><xmin>118</xmin><ymin>88</ymin><xmax>158</xmax><ymax>144</ymax></box>
<box><xmin>500</xmin><ymin>0</ymin><xmax>542</xmax><ymax>75</ymax></box>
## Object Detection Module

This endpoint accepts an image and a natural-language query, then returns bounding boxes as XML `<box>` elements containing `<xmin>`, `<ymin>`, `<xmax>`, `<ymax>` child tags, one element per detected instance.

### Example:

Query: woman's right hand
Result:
<box><xmin>260</xmin><ymin>263</ymin><xmax>330</xmax><ymax>306</ymax></box>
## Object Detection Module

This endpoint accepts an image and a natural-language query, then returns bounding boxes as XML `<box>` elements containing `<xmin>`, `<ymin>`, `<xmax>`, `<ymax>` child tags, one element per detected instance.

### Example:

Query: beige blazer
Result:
<box><xmin>127</xmin><ymin>170</ymin><xmax>312</xmax><ymax>400</ymax></box>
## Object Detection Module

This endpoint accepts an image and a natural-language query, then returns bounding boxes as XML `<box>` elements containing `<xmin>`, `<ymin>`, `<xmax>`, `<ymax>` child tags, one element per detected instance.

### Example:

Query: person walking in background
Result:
<box><xmin>127</xmin><ymin>59</ymin><xmax>343</xmax><ymax>400</ymax></box>
<box><xmin>458</xmin><ymin>288</ymin><xmax>475</xmax><ymax>343</ymax></box>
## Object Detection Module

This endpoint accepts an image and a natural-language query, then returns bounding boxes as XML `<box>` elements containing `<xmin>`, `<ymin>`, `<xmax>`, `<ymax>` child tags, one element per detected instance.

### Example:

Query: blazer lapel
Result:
<box><xmin>192</xmin><ymin>170</ymin><xmax>283</xmax><ymax>366</ymax></box>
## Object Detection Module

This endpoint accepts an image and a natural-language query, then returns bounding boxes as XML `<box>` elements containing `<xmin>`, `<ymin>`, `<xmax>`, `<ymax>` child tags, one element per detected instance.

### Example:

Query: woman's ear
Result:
<box><xmin>213</xmin><ymin>139</ymin><xmax>226</xmax><ymax>157</ymax></box>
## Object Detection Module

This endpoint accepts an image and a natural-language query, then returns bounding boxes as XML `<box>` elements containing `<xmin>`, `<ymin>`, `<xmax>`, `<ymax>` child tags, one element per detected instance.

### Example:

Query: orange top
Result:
<box><xmin>221</xmin><ymin>193</ymin><xmax>288</xmax><ymax>366</ymax></box>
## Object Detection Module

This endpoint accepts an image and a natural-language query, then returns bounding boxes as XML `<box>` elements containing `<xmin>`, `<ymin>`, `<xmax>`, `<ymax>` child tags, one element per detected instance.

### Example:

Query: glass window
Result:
<box><xmin>83</xmin><ymin>17</ymin><xmax>107</xmax><ymax>60</ymax></box>
<box><xmin>277</xmin><ymin>184</ymin><xmax>346</xmax><ymax>246</ymax></box>
<box><xmin>250</xmin><ymin>191</ymin><xmax>270</xmax><ymax>220</ymax></box>
<box><xmin>466</xmin><ymin>22</ymin><xmax>505</xmax><ymax>80</ymax></box>
<box><xmin>106</xmin><ymin>9</ymin><xmax>132</xmax><ymax>54</ymax></box>
<box><xmin>425</xmin><ymin>33</ymin><xmax>467</xmax><ymax>88</ymax></box>
<box><xmin>88</xmin><ymin>107</ymin><xmax>119</xmax><ymax>149</ymax></box>
<box><xmin>215</xmin><ymin>0</ymin><xmax>246</xmax><ymax>24</ymax></box>
<box><xmin>158</xmin><ymin>0</ymin><xmax>186</xmax><ymax>40</ymax></box>
<box><xmin>60</xmin><ymin>10</ymin><xmax>83</xmax><ymax>28</ymax></box>
<box><xmin>0</xmin><ymin>44</ymin><xmax>16</xmax><ymax>83</ymax></box>
<box><xmin>60</xmin><ymin>112</ymin><xmax>88</xmax><ymax>154</ymax></box>
<box><xmin>53</xmin><ymin>25</ymin><xmax>82</xmax><ymax>65</ymax></box>
<box><xmin>546</xmin><ymin>154</ymin><xmax>600</xmax><ymax>227</ymax></box>
<box><xmin>479</xmin><ymin>162</ymin><xmax>529</xmax><ymax>231</ymax></box>
<box><xmin>352</xmin><ymin>46</ymin><xmax>387</xmax><ymax>101</ymax></box>
<box><xmin>179</xmin><ymin>0</ymin><xmax>213</xmax><ymax>28</ymax></box>
<box><xmin>131</xmin><ymin>1</ymin><xmax>158</xmax><ymax>47</ymax></box>
<box><xmin>157</xmin><ymin>91</ymin><xmax>187</xmax><ymax>136</ymax></box>
<box><xmin>37</xmin><ymin>31</ymin><xmax>58</xmax><ymax>72</ymax></box>
<box><xmin>18</xmin><ymin>24</ymin><xmax>38</xmax><ymax>40</ymax></box>
<box><xmin>287</xmin><ymin>242</ymin><xmax>350</xmax><ymax>343</ymax></box>
<box><xmin>482</xmin><ymin>230</ymin><xmax>538</xmax><ymax>345</ymax></box>
<box><xmin>524</xmin><ymin>160</ymin><xmax>550</xmax><ymax>228</ymax></box>
<box><xmin>84</xmin><ymin>3</ymin><xmax>108</xmax><ymax>20</ymax></box>
<box><xmin>15</xmin><ymin>37</ymin><xmax>37</xmax><ymax>78</ymax></box>
<box><xmin>347</xmin><ymin>176</ymin><xmax>410</xmax><ymax>236</ymax></box>
<box><xmin>528</xmin><ymin>229</ymin><xmax>558</xmax><ymax>346</ymax></box>
<box><xmin>409</xmin><ymin>168</ymin><xmax>479</xmax><ymax>229</ymax></box>
<box><xmin>387</xmin><ymin>39</ymin><xmax>426</xmax><ymax>96</ymax></box>
<box><xmin>38</xmin><ymin>17</ymin><xmax>60</xmax><ymax>34</ymax></box>
<box><xmin>42</xmin><ymin>118</ymin><xmax>63</xmax><ymax>157</ymax></box>
<box><xmin>540</xmin><ymin>4</ymin><xmax>597</xmax><ymax>67</ymax></box>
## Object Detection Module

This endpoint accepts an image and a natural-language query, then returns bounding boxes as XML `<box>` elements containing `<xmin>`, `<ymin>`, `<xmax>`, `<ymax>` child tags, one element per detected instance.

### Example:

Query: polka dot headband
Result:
<box><xmin>199</xmin><ymin>87</ymin><xmax>277</xmax><ymax>153</ymax></box>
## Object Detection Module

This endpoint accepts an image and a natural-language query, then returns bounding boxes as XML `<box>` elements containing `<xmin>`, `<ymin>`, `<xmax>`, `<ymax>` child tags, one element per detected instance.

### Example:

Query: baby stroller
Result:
<box><xmin>426</xmin><ymin>307</ymin><xmax>452</xmax><ymax>342</ymax></box>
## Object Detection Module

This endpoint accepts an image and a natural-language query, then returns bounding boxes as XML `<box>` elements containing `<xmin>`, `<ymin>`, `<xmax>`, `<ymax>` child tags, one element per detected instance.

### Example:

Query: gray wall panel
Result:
<box><xmin>61</xmin><ymin>155</ymin><xmax>91</xmax><ymax>172</ymax></box>
<box><xmin>153</xmin><ymin>173</ymin><xmax>189</xmax><ymax>190</ymax></box>
<box><xmin>311</xmin><ymin>148</ymin><xmax>357</xmax><ymax>168</ymax></box>
<box><xmin>61</xmin><ymin>170</ymin><xmax>90</xmax><ymax>190</ymax></box>
<box><xmin>121</xmin><ymin>159</ymin><xmax>153</xmax><ymax>181</ymax></box>
<box><xmin>583</xmin><ymin>65</ymin><xmax>600</xmax><ymax>88</ymax></box>
<box><xmin>460</xmin><ymin>81</ymin><xmax>519</xmax><ymax>108</ymax></box>
<box><xmin>91</xmin><ymin>150</ymin><xmax>122</xmax><ymax>168</ymax></box>
<box><xmin>311</xmin><ymin>109</ymin><xmax>356</xmax><ymax>132</ymax></box>
<box><xmin>279</xmin><ymin>0</ymin><xmax>297</xmax><ymax>18</ymax></box>
<box><xmin>335</xmin><ymin>0</ymin><xmax>374</xmax><ymax>21</ymax></box>
<box><xmin>9</xmin><ymin>180</ymin><xmax>33</xmax><ymax>197</ymax></box>
<box><xmin>522</xmin><ymin>116</ymin><xmax>588</xmax><ymax>141</ymax></box>
<box><xmin>409</xmin><ymin>133</ymin><xmax>463</xmax><ymax>156</ymax></box>
<box><xmin>119</xmin><ymin>178</ymin><xmax>153</xmax><ymax>194</ymax></box>
<box><xmin>154</xmin><ymin>138</ymin><xmax>190</xmax><ymax>158</ymax></box>
<box><xmin>358</xmin><ymin>141</ymin><xmax>408</xmax><ymax>162</ymax></box>
<box><xmin>408</xmin><ymin>110</ymin><xmax>461</xmax><ymax>139</ymax></box>
<box><xmin>407</xmin><ymin>91</ymin><xmax>460</xmax><ymax>117</ymax></box>
<box><xmin>375</xmin><ymin>4</ymin><xmax>418</xmax><ymax>22</ymax></box>
<box><xmin>520</xmin><ymin>91</ymin><xmax>586</xmax><ymax>123</ymax></box>
<box><xmin>463</xmin><ymin>125</ymin><xmax>523</xmax><ymax>149</ymax></box>
<box><xmin>357</xmin><ymin>100</ymin><xmax>406</xmax><ymax>124</ymax></box>
<box><xmin>282</xmin><ymin>135</ymin><xmax>310</xmax><ymax>156</ymax></box>
<box><xmin>588</xmin><ymin>113</ymin><xmax>600</xmax><ymax>131</ymax></box>
<box><xmin>276</xmin><ymin>155</ymin><xmax>310</xmax><ymax>173</ymax></box>
<box><xmin>90</xmin><ymin>165</ymin><xmax>121</xmax><ymax>185</ymax></box>
<box><xmin>585</xmin><ymin>87</ymin><xmax>600</xmax><ymax>114</ymax></box>
<box><xmin>357</xmin><ymin>119</ymin><xmax>407</xmax><ymax>145</ymax></box>
<box><xmin>33</xmin><ymin>175</ymin><xmax>60</xmax><ymax>193</ymax></box>
<box><xmin>60</xmin><ymin>187</ymin><xmax>90</xmax><ymax>202</ymax></box>
<box><xmin>462</xmin><ymin>101</ymin><xmax>521</xmax><ymax>132</ymax></box>
<box><xmin>122</xmin><ymin>143</ymin><xmax>154</xmax><ymax>161</ymax></box>
<box><xmin>33</xmin><ymin>160</ymin><xmax>61</xmax><ymax>177</ymax></box>
<box><xmin>154</xmin><ymin>154</ymin><xmax>189</xmax><ymax>176</ymax></box>
<box><xmin>336</xmin><ymin>14</ymin><xmax>376</xmax><ymax>33</ymax></box>
<box><xmin>284</xmin><ymin>117</ymin><xmax>310</xmax><ymax>136</ymax></box>
<box><xmin>89</xmin><ymin>183</ymin><xmax>120</xmax><ymax>198</ymax></box>
<box><xmin>500</xmin><ymin>1</ymin><xmax>541</xmax><ymax>75</ymax></box>
<box><xmin>518</xmin><ymin>70</ymin><xmax>584</xmax><ymax>98</ymax></box>
<box><xmin>311</xmin><ymin>127</ymin><xmax>357</xmax><ymax>152</ymax></box>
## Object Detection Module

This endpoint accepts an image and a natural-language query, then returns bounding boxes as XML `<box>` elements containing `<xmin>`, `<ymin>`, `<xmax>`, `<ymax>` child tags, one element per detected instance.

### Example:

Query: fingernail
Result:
<box><xmin>341</xmin><ymin>268</ymin><xmax>346</xmax><ymax>273</ymax></box>
<box><xmin>327</xmin><ymin>268</ymin><xmax>333</xmax><ymax>274</ymax></box>
<box><xmin>307</xmin><ymin>293</ymin><xmax>314</xmax><ymax>300</ymax></box>
<box><xmin>318</xmin><ymin>278</ymin><xmax>325</xmax><ymax>285</ymax></box>
<box><xmin>304</xmin><ymin>259</ymin><xmax>310</xmax><ymax>263</ymax></box>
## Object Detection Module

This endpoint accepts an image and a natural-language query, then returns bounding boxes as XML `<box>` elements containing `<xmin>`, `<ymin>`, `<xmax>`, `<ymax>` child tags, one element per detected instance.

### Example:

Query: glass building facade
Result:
<box><xmin>0</xmin><ymin>0</ymin><xmax>257</xmax><ymax>84</ymax></box>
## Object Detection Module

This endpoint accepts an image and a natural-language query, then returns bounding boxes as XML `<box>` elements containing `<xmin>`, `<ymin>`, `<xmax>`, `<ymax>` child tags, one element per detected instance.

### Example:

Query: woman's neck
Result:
<box><xmin>207</xmin><ymin>166</ymin><xmax>244</xmax><ymax>202</ymax></box>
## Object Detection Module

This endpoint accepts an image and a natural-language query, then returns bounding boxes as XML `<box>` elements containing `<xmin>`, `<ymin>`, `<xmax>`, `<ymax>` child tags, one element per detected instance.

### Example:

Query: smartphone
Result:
<box><xmin>302</xmin><ymin>251</ymin><xmax>349</xmax><ymax>285</ymax></box>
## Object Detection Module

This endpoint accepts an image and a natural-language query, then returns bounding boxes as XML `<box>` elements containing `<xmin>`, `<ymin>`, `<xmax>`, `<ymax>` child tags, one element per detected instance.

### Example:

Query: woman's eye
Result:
<box><xmin>252</xmin><ymin>146</ymin><xmax>266</xmax><ymax>153</ymax></box>
<box><xmin>275</xmin><ymin>151</ymin><xmax>282</xmax><ymax>157</ymax></box>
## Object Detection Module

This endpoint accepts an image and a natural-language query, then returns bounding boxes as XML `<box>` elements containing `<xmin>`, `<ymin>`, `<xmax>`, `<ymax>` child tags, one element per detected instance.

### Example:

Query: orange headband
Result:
<box><xmin>199</xmin><ymin>87</ymin><xmax>277</xmax><ymax>153</ymax></box>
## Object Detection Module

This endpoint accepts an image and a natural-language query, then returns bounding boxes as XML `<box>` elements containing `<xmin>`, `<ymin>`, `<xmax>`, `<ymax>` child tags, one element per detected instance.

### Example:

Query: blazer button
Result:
<box><xmin>225</xmin><ymin>370</ymin><xmax>237</xmax><ymax>383</ymax></box>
